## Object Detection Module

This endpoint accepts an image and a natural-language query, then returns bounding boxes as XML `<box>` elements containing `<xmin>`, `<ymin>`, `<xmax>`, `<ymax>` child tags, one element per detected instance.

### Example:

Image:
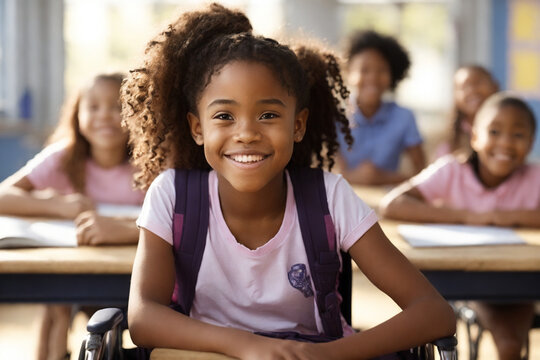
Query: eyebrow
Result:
<box><xmin>207</xmin><ymin>98</ymin><xmax>286</xmax><ymax>108</ymax></box>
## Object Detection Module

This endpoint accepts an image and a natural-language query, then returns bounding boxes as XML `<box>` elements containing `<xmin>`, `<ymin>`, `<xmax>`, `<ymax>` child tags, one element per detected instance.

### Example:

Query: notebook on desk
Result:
<box><xmin>397</xmin><ymin>224</ymin><xmax>526</xmax><ymax>247</ymax></box>
<box><xmin>0</xmin><ymin>216</ymin><xmax>77</xmax><ymax>248</ymax></box>
<box><xmin>0</xmin><ymin>204</ymin><xmax>142</xmax><ymax>248</ymax></box>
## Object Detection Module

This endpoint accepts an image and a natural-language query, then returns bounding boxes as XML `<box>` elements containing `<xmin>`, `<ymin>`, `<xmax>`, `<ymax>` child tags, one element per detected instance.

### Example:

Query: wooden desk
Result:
<box><xmin>0</xmin><ymin>246</ymin><xmax>135</xmax><ymax>304</ymax></box>
<box><xmin>379</xmin><ymin>219</ymin><xmax>540</xmax><ymax>301</ymax></box>
<box><xmin>150</xmin><ymin>349</ymin><xmax>234</xmax><ymax>360</ymax></box>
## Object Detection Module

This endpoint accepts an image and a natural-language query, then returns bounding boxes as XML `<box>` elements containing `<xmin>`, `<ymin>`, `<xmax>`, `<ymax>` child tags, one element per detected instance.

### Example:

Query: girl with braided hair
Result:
<box><xmin>126</xmin><ymin>4</ymin><xmax>455</xmax><ymax>359</ymax></box>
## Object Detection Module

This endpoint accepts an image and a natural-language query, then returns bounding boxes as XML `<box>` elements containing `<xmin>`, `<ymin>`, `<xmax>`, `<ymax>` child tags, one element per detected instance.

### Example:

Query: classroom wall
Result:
<box><xmin>491</xmin><ymin>0</ymin><xmax>540</xmax><ymax>158</ymax></box>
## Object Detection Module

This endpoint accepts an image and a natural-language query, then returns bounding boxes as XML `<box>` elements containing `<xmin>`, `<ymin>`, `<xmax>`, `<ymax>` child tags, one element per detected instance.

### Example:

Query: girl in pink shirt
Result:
<box><xmin>434</xmin><ymin>65</ymin><xmax>498</xmax><ymax>161</ymax></box>
<box><xmin>124</xmin><ymin>4</ymin><xmax>455</xmax><ymax>360</ymax></box>
<box><xmin>381</xmin><ymin>92</ymin><xmax>539</xmax><ymax>360</ymax></box>
<box><xmin>0</xmin><ymin>73</ymin><xmax>144</xmax><ymax>360</ymax></box>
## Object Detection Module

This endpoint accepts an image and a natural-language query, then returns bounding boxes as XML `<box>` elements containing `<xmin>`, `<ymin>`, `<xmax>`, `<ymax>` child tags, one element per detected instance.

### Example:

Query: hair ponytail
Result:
<box><xmin>290</xmin><ymin>45</ymin><xmax>353</xmax><ymax>170</ymax></box>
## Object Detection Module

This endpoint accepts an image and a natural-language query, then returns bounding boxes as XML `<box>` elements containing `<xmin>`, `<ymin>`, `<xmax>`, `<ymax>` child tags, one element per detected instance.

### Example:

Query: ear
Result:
<box><xmin>293</xmin><ymin>108</ymin><xmax>309</xmax><ymax>143</ymax></box>
<box><xmin>187</xmin><ymin>112</ymin><xmax>204</xmax><ymax>145</ymax></box>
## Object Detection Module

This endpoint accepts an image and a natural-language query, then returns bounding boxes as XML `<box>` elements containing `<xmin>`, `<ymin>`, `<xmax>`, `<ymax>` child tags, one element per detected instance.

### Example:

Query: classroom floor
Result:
<box><xmin>1</xmin><ymin>272</ymin><xmax>539</xmax><ymax>360</ymax></box>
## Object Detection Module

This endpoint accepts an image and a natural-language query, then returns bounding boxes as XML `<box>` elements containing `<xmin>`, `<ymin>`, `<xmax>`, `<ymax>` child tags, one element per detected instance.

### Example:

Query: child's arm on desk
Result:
<box><xmin>0</xmin><ymin>171</ymin><xmax>94</xmax><ymax>218</ymax></box>
<box><xmin>338</xmin><ymin>159</ymin><xmax>407</xmax><ymax>186</ymax></box>
<box><xmin>316</xmin><ymin>223</ymin><xmax>456</xmax><ymax>359</ymax></box>
<box><xmin>467</xmin><ymin>209</ymin><xmax>540</xmax><ymax>228</ymax></box>
<box><xmin>379</xmin><ymin>181</ymin><xmax>468</xmax><ymax>223</ymax></box>
<box><xmin>75</xmin><ymin>211</ymin><xmax>139</xmax><ymax>245</ymax></box>
<box><xmin>380</xmin><ymin>181</ymin><xmax>540</xmax><ymax>227</ymax></box>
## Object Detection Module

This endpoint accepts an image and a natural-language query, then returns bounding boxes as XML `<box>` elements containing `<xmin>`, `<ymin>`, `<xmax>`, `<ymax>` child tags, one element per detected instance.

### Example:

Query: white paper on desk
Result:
<box><xmin>96</xmin><ymin>203</ymin><xmax>141</xmax><ymax>218</ymax></box>
<box><xmin>0</xmin><ymin>216</ymin><xmax>77</xmax><ymax>248</ymax></box>
<box><xmin>397</xmin><ymin>224</ymin><xmax>526</xmax><ymax>247</ymax></box>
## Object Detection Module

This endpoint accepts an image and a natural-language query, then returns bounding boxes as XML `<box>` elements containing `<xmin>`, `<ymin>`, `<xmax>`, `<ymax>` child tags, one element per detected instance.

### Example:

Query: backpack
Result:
<box><xmin>169</xmin><ymin>167</ymin><xmax>349</xmax><ymax>341</ymax></box>
<box><xmin>141</xmin><ymin>167</ymin><xmax>422</xmax><ymax>359</ymax></box>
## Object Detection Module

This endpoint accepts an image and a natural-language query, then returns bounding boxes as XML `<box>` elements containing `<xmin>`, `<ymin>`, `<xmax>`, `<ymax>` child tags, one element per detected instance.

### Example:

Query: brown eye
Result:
<box><xmin>260</xmin><ymin>113</ymin><xmax>278</xmax><ymax>120</ymax></box>
<box><xmin>215</xmin><ymin>113</ymin><xmax>233</xmax><ymax>121</ymax></box>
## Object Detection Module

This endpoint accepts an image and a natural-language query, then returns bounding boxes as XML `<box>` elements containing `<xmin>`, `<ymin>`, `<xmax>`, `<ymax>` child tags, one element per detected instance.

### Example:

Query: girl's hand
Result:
<box><xmin>238</xmin><ymin>336</ymin><xmax>332</xmax><ymax>360</ymax></box>
<box><xmin>464</xmin><ymin>210</ymin><xmax>510</xmax><ymax>226</ymax></box>
<box><xmin>54</xmin><ymin>193</ymin><xmax>95</xmax><ymax>218</ymax></box>
<box><xmin>75</xmin><ymin>211</ymin><xmax>121</xmax><ymax>245</ymax></box>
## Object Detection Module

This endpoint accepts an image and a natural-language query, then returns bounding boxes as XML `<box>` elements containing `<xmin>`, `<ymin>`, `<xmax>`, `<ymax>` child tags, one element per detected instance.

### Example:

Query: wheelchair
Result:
<box><xmin>456</xmin><ymin>303</ymin><xmax>540</xmax><ymax>360</ymax></box>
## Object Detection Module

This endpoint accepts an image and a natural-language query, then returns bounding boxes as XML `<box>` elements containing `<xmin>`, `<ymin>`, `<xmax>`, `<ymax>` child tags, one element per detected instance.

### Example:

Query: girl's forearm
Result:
<box><xmin>321</xmin><ymin>295</ymin><xmax>456</xmax><ymax>359</ymax></box>
<box><xmin>103</xmin><ymin>217</ymin><xmax>140</xmax><ymax>244</ymax></box>
<box><xmin>380</xmin><ymin>194</ymin><xmax>464</xmax><ymax>223</ymax></box>
<box><xmin>128</xmin><ymin>301</ymin><xmax>257</xmax><ymax>358</ymax></box>
<box><xmin>0</xmin><ymin>187</ymin><xmax>63</xmax><ymax>217</ymax></box>
<box><xmin>494</xmin><ymin>210</ymin><xmax>540</xmax><ymax>228</ymax></box>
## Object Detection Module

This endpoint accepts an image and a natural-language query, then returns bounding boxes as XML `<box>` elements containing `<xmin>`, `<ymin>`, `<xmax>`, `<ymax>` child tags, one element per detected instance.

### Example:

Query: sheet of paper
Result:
<box><xmin>96</xmin><ymin>203</ymin><xmax>142</xmax><ymax>218</ymax></box>
<box><xmin>397</xmin><ymin>224</ymin><xmax>526</xmax><ymax>247</ymax></box>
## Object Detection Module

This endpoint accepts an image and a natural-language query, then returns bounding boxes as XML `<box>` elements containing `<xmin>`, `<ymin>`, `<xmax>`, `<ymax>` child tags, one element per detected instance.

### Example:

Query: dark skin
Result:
<box><xmin>218</xmin><ymin>171</ymin><xmax>287</xmax><ymax>249</ymax></box>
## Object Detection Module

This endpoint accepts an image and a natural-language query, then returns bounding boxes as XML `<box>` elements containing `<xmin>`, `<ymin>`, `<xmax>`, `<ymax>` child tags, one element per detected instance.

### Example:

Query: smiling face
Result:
<box><xmin>188</xmin><ymin>60</ymin><xmax>307</xmax><ymax>193</ymax></box>
<box><xmin>454</xmin><ymin>67</ymin><xmax>498</xmax><ymax>121</ymax></box>
<box><xmin>347</xmin><ymin>48</ymin><xmax>391</xmax><ymax>109</ymax></box>
<box><xmin>78</xmin><ymin>79</ymin><xmax>128</xmax><ymax>153</ymax></box>
<box><xmin>471</xmin><ymin>104</ymin><xmax>534</xmax><ymax>187</ymax></box>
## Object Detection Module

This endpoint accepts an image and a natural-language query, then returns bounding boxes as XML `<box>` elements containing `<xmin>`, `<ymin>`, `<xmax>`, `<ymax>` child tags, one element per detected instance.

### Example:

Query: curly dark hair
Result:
<box><xmin>47</xmin><ymin>73</ymin><xmax>126</xmax><ymax>193</ymax></box>
<box><xmin>345</xmin><ymin>30</ymin><xmax>410</xmax><ymax>90</ymax></box>
<box><xmin>122</xmin><ymin>3</ymin><xmax>353</xmax><ymax>189</ymax></box>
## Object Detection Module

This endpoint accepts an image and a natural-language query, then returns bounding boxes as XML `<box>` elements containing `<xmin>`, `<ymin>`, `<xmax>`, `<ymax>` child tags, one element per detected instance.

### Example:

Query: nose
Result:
<box><xmin>497</xmin><ymin>133</ymin><xmax>515</xmax><ymax>148</ymax></box>
<box><xmin>97</xmin><ymin>106</ymin><xmax>120</xmax><ymax>124</ymax></box>
<box><xmin>233</xmin><ymin>119</ymin><xmax>261</xmax><ymax>143</ymax></box>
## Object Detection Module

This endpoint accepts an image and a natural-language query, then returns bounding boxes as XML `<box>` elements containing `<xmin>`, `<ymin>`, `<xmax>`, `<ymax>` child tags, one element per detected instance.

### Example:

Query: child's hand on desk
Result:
<box><xmin>464</xmin><ymin>210</ymin><xmax>523</xmax><ymax>227</ymax></box>
<box><xmin>75</xmin><ymin>211</ymin><xmax>136</xmax><ymax>245</ymax></box>
<box><xmin>51</xmin><ymin>192</ymin><xmax>95</xmax><ymax>218</ymax></box>
<box><xmin>238</xmin><ymin>336</ymin><xmax>331</xmax><ymax>360</ymax></box>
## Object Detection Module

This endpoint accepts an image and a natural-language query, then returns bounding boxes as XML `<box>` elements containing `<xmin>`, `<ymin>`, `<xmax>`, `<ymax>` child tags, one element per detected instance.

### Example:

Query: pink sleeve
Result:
<box><xmin>23</xmin><ymin>143</ymin><xmax>73</xmax><ymax>192</ymax></box>
<box><xmin>323</xmin><ymin>172</ymin><xmax>378</xmax><ymax>252</ymax></box>
<box><xmin>410</xmin><ymin>156</ymin><xmax>454</xmax><ymax>202</ymax></box>
<box><xmin>136</xmin><ymin>169</ymin><xmax>175</xmax><ymax>245</ymax></box>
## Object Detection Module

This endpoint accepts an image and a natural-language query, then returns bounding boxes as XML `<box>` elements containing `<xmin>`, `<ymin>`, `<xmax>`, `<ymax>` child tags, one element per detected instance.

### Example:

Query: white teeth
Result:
<box><xmin>493</xmin><ymin>153</ymin><xmax>511</xmax><ymax>161</ymax></box>
<box><xmin>230</xmin><ymin>154</ymin><xmax>265</xmax><ymax>163</ymax></box>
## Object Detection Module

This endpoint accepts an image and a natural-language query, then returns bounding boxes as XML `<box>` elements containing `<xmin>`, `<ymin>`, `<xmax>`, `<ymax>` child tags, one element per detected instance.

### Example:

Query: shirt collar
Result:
<box><xmin>351</xmin><ymin>99</ymin><xmax>394</xmax><ymax>126</ymax></box>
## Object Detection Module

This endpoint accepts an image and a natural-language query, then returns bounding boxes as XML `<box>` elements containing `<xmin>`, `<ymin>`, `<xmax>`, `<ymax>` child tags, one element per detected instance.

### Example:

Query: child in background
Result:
<box><xmin>124</xmin><ymin>4</ymin><xmax>455</xmax><ymax>359</ymax></box>
<box><xmin>0</xmin><ymin>73</ymin><xmax>144</xmax><ymax>360</ymax></box>
<box><xmin>380</xmin><ymin>92</ymin><xmax>539</xmax><ymax>360</ymax></box>
<box><xmin>434</xmin><ymin>64</ymin><xmax>499</xmax><ymax>160</ymax></box>
<box><xmin>337</xmin><ymin>30</ymin><xmax>425</xmax><ymax>185</ymax></box>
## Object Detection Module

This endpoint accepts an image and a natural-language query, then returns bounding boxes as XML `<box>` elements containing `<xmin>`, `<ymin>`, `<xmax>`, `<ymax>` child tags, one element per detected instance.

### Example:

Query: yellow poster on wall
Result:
<box><xmin>508</xmin><ymin>0</ymin><xmax>540</xmax><ymax>98</ymax></box>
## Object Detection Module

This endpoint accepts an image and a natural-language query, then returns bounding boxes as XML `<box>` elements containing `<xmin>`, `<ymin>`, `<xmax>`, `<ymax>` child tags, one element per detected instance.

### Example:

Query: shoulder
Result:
<box><xmin>22</xmin><ymin>141</ymin><xmax>70</xmax><ymax>178</ymax></box>
<box><xmin>521</xmin><ymin>162</ymin><xmax>540</xmax><ymax>178</ymax></box>
<box><xmin>411</xmin><ymin>155</ymin><xmax>460</xmax><ymax>184</ymax></box>
<box><xmin>27</xmin><ymin>141</ymin><xmax>68</xmax><ymax>166</ymax></box>
<box><xmin>149</xmin><ymin>168</ymin><xmax>176</xmax><ymax>190</ymax></box>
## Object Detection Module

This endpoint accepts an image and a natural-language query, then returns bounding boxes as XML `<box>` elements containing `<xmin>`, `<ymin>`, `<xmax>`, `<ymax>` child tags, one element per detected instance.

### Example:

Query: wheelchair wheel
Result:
<box><xmin>78</xmin><ymin>339</ymin><xmax>86</xmax><ymax>360</ymax></box>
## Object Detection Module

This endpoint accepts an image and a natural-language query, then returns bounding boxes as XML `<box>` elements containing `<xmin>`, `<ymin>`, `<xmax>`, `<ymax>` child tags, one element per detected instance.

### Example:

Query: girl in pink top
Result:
<box><xmin>381</xmin><ymin>92</ymin><xmax>539</xmax><ymax>360</ymax></box>
<box><xmin>434</xmin><ymin>65</ymin><xmax>498</xmax><ymax>161</ymax></box>
<box><xmin>124</xmin><ymin>4</ymin><xmax>455</xmax><ymax>360</ymax></box>
<box><xmin>0</xmin><ymin>73</ymin><xmax>144</xmax><ymax>360</ymax></box>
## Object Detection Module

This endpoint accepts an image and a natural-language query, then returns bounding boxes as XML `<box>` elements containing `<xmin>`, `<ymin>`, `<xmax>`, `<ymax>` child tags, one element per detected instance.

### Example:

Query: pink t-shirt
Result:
<box><xmin>137</xmin><ymin>169</ymin><xmax>377</xmax><ymax>336</ymax></box>
<box><xmin>412</xmin><ymin>155</ymin><xmax>540</xmax><ymax>212</ymax></box>
<box><xmin>23</xmin><ymin>142</ymin><xmax>144</xmax><ymax>205</ymax></box>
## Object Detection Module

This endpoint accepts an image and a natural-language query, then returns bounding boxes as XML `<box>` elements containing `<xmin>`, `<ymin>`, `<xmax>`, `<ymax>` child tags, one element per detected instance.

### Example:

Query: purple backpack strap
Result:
<box><xmin>288</xmin><ymin>167</ymin><xmax>343</xmax><ymax>339</ymax></box>
<box><xmin>171</xmin><ymin>169</ymin><xmax>210</xmax><ymax>316</ymax></box>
